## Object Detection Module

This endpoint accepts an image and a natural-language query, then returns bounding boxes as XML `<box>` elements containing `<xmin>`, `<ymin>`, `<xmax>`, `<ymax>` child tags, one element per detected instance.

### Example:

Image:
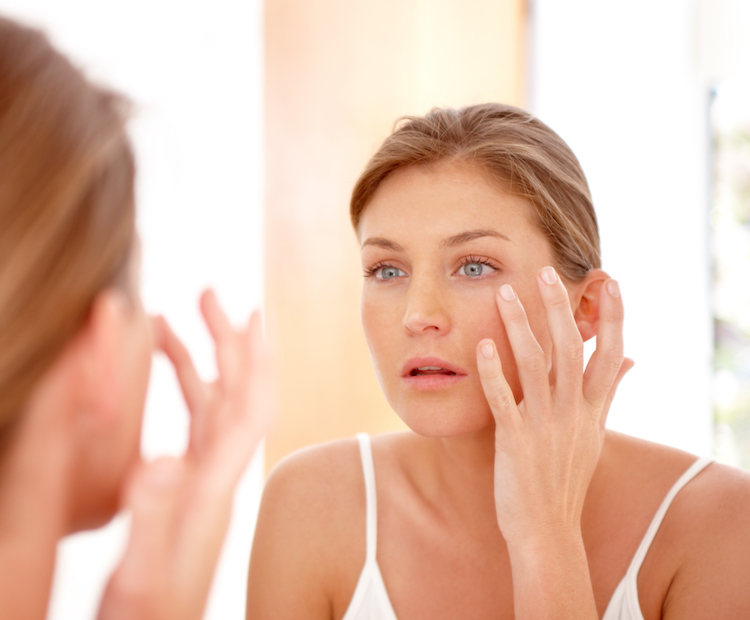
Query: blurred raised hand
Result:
<box><xmin>98</xmin><ymin>290</ymin><xmax>273</xmax><ymax>620</ymax></box>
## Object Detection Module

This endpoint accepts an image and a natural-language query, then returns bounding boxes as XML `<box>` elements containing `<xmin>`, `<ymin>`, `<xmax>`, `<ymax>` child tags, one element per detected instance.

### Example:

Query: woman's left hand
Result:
<box><xmin>476</xmin><ymin>266</ymin><xmax>631</xmax><ymax>551</ymax></box>
<box><xmin>97</xmin><ymin>290</ymin><xmax>273</xmax><ymax>620</ymax></box>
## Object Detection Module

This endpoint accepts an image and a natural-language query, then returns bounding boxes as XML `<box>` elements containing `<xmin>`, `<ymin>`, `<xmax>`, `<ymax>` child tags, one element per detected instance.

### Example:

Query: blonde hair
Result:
<box><xmin>0</xmin><ymin>17</ymin><xmax>135</xmax><ymax>432</ymax></box>
<box><xmin>350</xmin><ymin>103</ymin><xmax>600</xmax><ymax>282</ymax></box>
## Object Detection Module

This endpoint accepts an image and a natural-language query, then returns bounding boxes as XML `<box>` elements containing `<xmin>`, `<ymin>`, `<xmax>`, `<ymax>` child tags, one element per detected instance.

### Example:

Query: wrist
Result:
<box><xmin>505</xmin><ymin>525</ymin><xmax>586</xmax><ymax>571</ymax></box>
<box><xmin>505</xmin><ymin>529</ymin><xmax>597</xmax><ymax>619</ymax></box>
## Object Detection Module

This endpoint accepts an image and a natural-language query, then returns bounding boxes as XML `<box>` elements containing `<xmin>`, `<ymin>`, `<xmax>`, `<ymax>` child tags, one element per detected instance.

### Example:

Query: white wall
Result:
<box><xmin>0</xmin><ymin>2</ymin><xmax>264</xmax><ymax>618</ymax></box>
<box><xmin>530</xmin><ymin>0</ymin><xmax>714</xmax><ymax>455</ymax></box>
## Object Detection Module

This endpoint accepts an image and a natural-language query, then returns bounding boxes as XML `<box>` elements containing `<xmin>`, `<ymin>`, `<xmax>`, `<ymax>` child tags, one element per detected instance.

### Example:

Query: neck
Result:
<box><xmin>420</xmin><ymin>425</ymin><xmax>622</xmax><ymax>535</ymax></box>
<box><xmin>0</xmin><ymin>407</ymin><xmax>74</xmax><ymax>620</ymax></box>
<box><xmin>423</xmin><ymin>424</ymin><xmax>500</xmax><ymax>532</ymax></box>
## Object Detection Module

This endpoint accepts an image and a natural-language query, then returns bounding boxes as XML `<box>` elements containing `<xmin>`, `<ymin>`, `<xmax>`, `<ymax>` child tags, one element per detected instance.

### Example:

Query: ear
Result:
<box><xmin>571</xmin><ymin>269</ymin><xmax>610</xmax><ymax>342</ymax></box>
<box><xmin>72</xmin><ymin>288</ymin><xmax>131</xmax><ymax>430</ymax></box>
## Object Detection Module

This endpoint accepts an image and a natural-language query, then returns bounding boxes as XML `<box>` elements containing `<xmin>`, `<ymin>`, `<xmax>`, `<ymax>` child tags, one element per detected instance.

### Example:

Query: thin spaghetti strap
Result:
<box><xmin>626</xmin><ymin>457</ymin><xmax>713</xmax><ymax>577</ymax></box>
<box><xmin>356</xmin><ymin>433</ymin><xmax>377</xmax><ymax>564</ymax></box>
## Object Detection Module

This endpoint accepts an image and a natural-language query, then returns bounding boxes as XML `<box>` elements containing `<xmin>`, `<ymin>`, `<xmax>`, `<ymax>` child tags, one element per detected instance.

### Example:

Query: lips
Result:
<box><xmin>410</xmin><ymin>366</ymin><xmax>455</xmax><ymax>376</ymax></box>
<box><xmin>401</xmin><ymin>357</ymin><xmax>467</xmax><ymax>378</ymax></box>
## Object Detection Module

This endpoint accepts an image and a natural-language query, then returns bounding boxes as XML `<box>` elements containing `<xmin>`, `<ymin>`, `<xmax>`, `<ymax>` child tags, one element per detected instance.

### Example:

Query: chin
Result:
<box><xmin>68</xmin><ymin>478</ymin><xmax>124</xmax><ymax>534</ymax></box>
<box><xmin>69</xmin><ymin>505</ymin><xmax>118</xmax><ymax>534</ymax></box>
<box><xmin>377</xmin><ymin>371</ymin><xmax>495</xmax><ymax>437</ymax></box>
<box><xmin>389</xmin><ymin>395</ymin><xmax>495</xmax><ymax>438</ymax></box>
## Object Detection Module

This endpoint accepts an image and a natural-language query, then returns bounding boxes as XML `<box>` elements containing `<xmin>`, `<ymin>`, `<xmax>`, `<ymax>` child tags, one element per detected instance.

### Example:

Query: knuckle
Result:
<box><xmin>548</xmin><ymin>292</ymin><xmax>570</xmax><ymax>309</ymax></box>
<box><xmin>609</xmin><ymin>355</ymin><xmax>624</xmax><ymax>374</ymax></box>
<box><xmin>480</xmin><ymin>364</ymin><xmax>504</xmax><ymax>382</ymax></box>
<box><xmin>563</xmin><ymin>341</ymin><xmax>584</xmax><ymax>364</ymax></box>
<box><xmin>602</xmin><ymin>345</ymin><xmax>624</xmax><ymax>368</ymax></box>
<box><xmin>488</xmin><ymin>389</ymin><xmax>515</xmax><ymax>412</ymax></box>
<box><xmin>521</xmin><ymin>349</ymin><xmax>547</xmax><ymax>374</ymax></box>
<box><xmin>505</xmin><ymin>308</ymin><xmax>528</xmax><ymax>326</ymax></box>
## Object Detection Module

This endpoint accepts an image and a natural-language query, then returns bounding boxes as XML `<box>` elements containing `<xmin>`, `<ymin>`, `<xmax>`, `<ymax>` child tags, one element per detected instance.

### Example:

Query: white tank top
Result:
<box><xmin>342</xmin><ymin>433</ymin><xmax>712</xmax><ymax>620</ymax></box>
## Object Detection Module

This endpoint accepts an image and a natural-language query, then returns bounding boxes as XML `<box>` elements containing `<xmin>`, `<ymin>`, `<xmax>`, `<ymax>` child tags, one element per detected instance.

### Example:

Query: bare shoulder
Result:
<box><xmin>247</xmin><ymin>437</ymin><xmax>366</xmax><ymax>620</ymax></box>
<box><xmin>607</xmin><ymin>432</ymin><xmax>750</xmax><ymax>619</ymax></box>
<box><xmin>255</xmin><ymin>436</ymin><xmax>368</xmax><ymax>559</ymax></box>
<box><xmin>660</xmin><ymin>461</ymin><xmax>750</xmax><ymax>618</ymax></box>
<box><xmin>257</xmin><ymin>431</ymin><xmax>417</xmax><ymax>528</ymax></box>
<box><xmin>666</xmin><ymin>457</ymin><xmax>750</xmax><ymax>562</ymax></box>
<box><xmin>674</xmin><ymin>458</ymin><xmax>750</xmax><ymax>522</ymax></box>
<box><xmin>606</xmin><ymin>430</ymin><xmax>750</xmax><ymax>533</ymax></box>
<box><xmin>263</xmin><ymin>436</ymin><xmax>365</xmax><ymax>512</ymax></box>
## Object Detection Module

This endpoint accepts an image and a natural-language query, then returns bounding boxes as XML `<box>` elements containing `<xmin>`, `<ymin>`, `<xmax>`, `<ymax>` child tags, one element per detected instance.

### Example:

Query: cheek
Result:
<box><xmin>134</xmin><ymin>311</ymin><xmax>152</xmax><ymax>412</ymax></box>
<box><xmin>360</xmin><ymin>290</ymin><xmax>398</xmax><ymax>375</ymax></box>
<box><xmin>125</xmin><ymin>304</ymin><xmax>152</xmax><ymax>443</ymax></box>
<box><xmin>461</xmin><ymin>295</ymin><xmax>523</xmax><ymax>401</ymax></box>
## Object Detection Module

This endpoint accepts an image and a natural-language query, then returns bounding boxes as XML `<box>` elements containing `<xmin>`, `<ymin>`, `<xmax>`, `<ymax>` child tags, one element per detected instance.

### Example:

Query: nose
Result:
<box><xmin>402</xmin><ymin>277</ymin><xmax>451</xmax><ymax>335</ymax></box>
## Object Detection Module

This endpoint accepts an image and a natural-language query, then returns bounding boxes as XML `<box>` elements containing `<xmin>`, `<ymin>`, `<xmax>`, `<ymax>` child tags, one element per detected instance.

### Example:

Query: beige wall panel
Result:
<box><xmin>265</xmin><ymin>0</ymin><xmax>526</xmax><ymax>469</ymax></box>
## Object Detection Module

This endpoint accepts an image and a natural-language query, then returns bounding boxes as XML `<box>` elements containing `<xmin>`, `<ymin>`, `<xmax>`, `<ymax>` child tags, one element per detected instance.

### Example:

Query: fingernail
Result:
<box><xmin>607</xmin><ymin>279</ymin><xmax>620</xmax><ymax>298</ymax></box>
<box><xmin>540</xmin><ymin>266</ymin><xmax>557</xmax><ymax>285</ymax></box>
<box><xmin>499</xmin><ymin>284</ymin><xmax>516</xmax><ymax>301</ymax></box>
<box><xmin>481</xmin><ymin>341</ymin><xmax>495</xmax><ymax>359</ymax></box>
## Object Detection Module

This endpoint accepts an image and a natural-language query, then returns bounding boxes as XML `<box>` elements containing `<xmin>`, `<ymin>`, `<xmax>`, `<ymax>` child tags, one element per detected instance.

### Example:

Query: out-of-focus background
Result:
<box><xmin>265</xmin><ymin>0</ymin><xmax>750</xmax><ymax>470</ymax></box>
<box><xmin>2</xmin><ymin>0</ymin><xmax>749</xmax><ymax>618</ymax></box>
<box><xmin>1</xmin><ymin>1</ymin><xmax>264</xmax><ymax>619</ymax></box>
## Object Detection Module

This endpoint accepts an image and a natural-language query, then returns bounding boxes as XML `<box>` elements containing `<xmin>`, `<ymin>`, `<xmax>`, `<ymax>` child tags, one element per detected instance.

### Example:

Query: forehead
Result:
<box><xmin>358</xmin><ymin>160</ymin><xmax>543</xmax><ymax>247</ymax></box>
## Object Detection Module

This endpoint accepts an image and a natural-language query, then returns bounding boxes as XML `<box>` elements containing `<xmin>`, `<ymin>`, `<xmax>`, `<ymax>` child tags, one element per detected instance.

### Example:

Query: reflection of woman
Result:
<box><xmin>248</xmin><ymin>103</ymin><xmax>750</xmax><ymax>619</ymax></box>
<box><xmin>0</xmin><ymin>17</ymin><xmax>271</xmax><ymax>620</ymax></box>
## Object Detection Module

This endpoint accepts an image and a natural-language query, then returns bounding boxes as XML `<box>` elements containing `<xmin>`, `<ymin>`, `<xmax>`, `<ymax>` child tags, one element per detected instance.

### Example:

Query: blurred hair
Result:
<box><xmin>0</xmin><ymin>17</ymin><xmax>136</xmax><ymax>432</ymax></box>
<box><xmin>350</xmin><ymin>103</ymin><xmax>600</xmax><ymax>282</ymax></box>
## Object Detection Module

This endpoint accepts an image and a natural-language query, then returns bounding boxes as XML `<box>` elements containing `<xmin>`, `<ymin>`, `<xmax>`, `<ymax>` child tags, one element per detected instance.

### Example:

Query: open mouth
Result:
<box><xmin>410</xmin><ymin>366</ymin><xmax>457</xmax><ymax>377</ymax></box>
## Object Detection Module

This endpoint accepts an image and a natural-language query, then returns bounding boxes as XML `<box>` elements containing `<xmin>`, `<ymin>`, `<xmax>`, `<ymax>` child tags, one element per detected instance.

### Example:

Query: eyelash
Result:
<box><xmin>363</xmin><ymin>261</ymin><xmax>395</xmax><ymax>278</ymax></box>
<box><xmin>456</xmin><ymin>255</ymin><xmax>499</xmax><ymax>272</ymax></box>
<box><xmin>363</xmin><ymin>256</ymin><xmax>501</xmax><ymax>278</ymax></box>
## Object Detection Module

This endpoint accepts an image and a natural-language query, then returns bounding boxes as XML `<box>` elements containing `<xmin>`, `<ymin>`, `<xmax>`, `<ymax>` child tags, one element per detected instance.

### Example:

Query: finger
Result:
<box><xmin>583</xmin><ymin>279</ymin><xmax>625</xmax><ymax>407</ymax></box>
<box><xmin>152</xmin><ymin>316</ymin><xmax>207</xmax><ymax>414</ymax></box>
<box><xmin>495</xmin><ymin>283</ymin><xmax>551</xmax><ymax>415</ymax></box>
<box><xmin>476</xmin><ymin>338</ymin><xmax>521</xmax><ymax>430</ymax></box>
<box><xmin>599</xmin><ymin>357</ymin><xmax>634</xmax><ymax>431</ymax></box>
<box><xmin>110</xmin><ymin>459</ymin><xmax>184</xmax><ymax>596</ymax></box>
<box><xmin>536</xmin><ymin>267</ymin><xmax>584</xmax><ymax>404</ymax></box>
<box><xmin>245</xmin><ymin>310</ymin><xmax>274</xmax><ymax>437</ymax></box>
<box><xmin>200</xmin><ymin>290</ymin><xmax>242</xmax><ymax>389</ymax></box>
<box><xmin>207</xmin><ymin>310</ymin><xmax>274</xmax><ymax>478</ymax></box>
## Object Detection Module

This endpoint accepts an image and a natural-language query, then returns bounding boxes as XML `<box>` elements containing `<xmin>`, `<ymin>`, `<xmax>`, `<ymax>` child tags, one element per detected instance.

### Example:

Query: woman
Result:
<box><xmin>247</xmin><ymin>103</ymin><xmax>750</xmax><ymax>619</ymax></box>
<box><xmin>0</xmin><ymin>16</ymin><xmax>271</xmax><ymax>620</ymax></box>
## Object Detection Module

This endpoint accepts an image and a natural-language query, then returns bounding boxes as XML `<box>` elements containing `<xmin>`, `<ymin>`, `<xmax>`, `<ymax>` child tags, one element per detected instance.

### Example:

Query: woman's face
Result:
<box><xmin>106</xmin><ymin>247</ymin><xmax>152</xmax><ymax>507</ymax></box>
<box><xmin>76</xmin><ymin>246</ymin><xmax>152</xmax><ymax>531</ymax></box>
<box><xmin>359</xmin><ymin>160</ymin><xmax>561</xmax><ymax>437</ymax></box>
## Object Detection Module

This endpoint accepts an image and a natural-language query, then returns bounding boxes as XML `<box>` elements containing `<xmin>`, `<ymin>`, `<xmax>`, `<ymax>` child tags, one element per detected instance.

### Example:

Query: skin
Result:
<box><xmin>247</xmin><ymin>160</ymin><xmax>750</xmax><ymax>619</ymax></box>
<box><xmin>0</xmin><ymin>251</ymin><xmax>272</xmax><ymax>620</ymax></box>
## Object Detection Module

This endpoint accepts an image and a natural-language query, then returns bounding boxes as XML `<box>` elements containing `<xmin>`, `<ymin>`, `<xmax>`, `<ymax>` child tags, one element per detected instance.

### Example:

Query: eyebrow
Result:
<box><xmin>440</xmin><ymin>229</ymin><xmax>512</xmax><ymax>248</ymax></box>
<box><xmin>361</xmin><ymin>237</ymin><xmax>405</xmax><ymax>252</ymax></box>
<box><xmin>361</xmin><ymin>229</ymin><xmax>512</xmax><ymax>252</ymax></box>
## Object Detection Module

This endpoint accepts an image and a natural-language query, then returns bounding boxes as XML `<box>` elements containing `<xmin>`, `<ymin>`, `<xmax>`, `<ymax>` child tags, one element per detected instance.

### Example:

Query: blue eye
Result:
<box><xmin>461</xmin><ymin>262</ymin><xmax>495</xmax><ymax>277</ymax></box>
<box><xmin>377</xmin><ymin>266</ymin><xmax>407</xmax><ymax>279</ymax></box>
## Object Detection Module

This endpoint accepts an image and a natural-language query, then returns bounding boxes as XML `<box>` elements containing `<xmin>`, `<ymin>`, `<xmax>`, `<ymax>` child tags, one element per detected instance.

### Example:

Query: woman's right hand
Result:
<box><xmin>97</xmin><ymin>290</ymin><xmax>273</xmax><ymax>620</ymax></box>
<box><xmin>476</xmin><ymin>267</ymin><xmax>630</xmax><ymax>618</ymax></box>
